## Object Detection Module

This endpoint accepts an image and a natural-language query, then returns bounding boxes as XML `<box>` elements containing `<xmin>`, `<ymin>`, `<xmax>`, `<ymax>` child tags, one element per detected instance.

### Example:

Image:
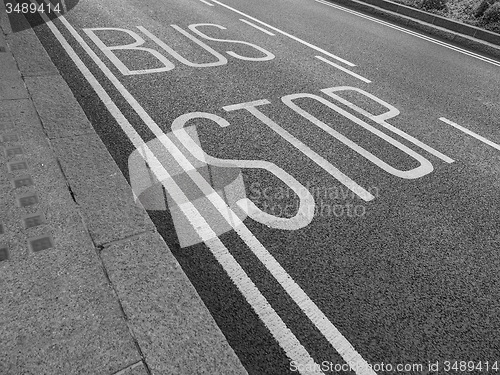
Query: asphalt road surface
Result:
<box><xmin>24</xmin><ymin>0</ymin><xmax>500</xmax><ymax>373</ymax></box>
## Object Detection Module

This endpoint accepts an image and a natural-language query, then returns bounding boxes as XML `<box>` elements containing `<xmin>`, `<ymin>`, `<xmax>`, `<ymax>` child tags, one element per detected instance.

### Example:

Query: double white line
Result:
<box><xmin>32</xmin><ymin>1</ymin><xmax>376</xmax><ymax>374</ymax></box>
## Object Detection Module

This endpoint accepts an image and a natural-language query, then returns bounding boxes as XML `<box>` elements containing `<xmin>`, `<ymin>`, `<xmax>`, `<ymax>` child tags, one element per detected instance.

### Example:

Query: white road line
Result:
<box><xmin>439</xmin><ymin>117</ymin><xmax>500</xmax><ymax>151</ymax></box>
<box><xmin>316</xmin><ymin>55</ymin><xmax>371</xmax><ymax>83</ymax></box>
<box><xmin>240</xmin><ymin>18</ymin><xmax>275</xmax><ymax>36</ymax></box>
<box><xmin>198</xmin><ymin>0</ymin><xmax>214</xmax><ymax>6</ymax></box>
<box><xmin>313</xmin><ymin>0</ymin><xmax>500</xmax><ymax>68</ymax></box>
<box><xmin>37</xmin><ymin>2</ymin><xmax>377</xmax><ymax>374</ymax></box>
<box><xmin>210</xmin><ymin>0</ymin><xmax>356</xmax><ymax>67</ymax></box>
<box><xmin>33</xmin><ymin>2</ymin><xmax>323</xmax><ymax>374</ymax></box>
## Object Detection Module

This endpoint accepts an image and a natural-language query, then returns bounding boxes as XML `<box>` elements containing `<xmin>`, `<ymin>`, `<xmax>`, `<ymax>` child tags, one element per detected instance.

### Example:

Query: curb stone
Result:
<box><xmin>324</xmin><ymin>0</ymin><xmax>500</xmax><ymax>59</ymax></box>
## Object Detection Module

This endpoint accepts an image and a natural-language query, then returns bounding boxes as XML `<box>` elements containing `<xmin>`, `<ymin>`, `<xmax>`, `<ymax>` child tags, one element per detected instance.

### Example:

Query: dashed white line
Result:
<box><xmin>210</xmin><ymin>0</ymin><xmax>356</xmax><ymax>66</ymax></box>
<box><xmin>439</xmin><ymin>117</ymin><xmax>500</xmax><ymax>151</ymax></box>
<box><xmin>313</xmin><ymin>0</ymin><xmax>500</xmax><ymax>68</ymax></box>
<box><xmin>197</xmin><ymin>0</ymin><xmax>214</xmax><ymax>6</ymax></box>
<box><xmin>240</xmin><ymin>18</ymin><xmax>275</xmax><ymax>36</ymax></box>
<box><xmin>316</xmin><ymin>55</ymin><xmax>371</xmax><ymax>83</ymax></box>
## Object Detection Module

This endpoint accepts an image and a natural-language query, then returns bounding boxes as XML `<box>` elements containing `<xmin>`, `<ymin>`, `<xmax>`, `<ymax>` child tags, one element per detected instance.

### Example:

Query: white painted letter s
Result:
<box><xmin>171</xmin><ymin>112</ymin><xmax>315</xmax><ymax>230</ymax></box>
<box><xmin>188</xmin><ymin>23</ymin><xmax>275</xmax><ymax>62</ymax></box>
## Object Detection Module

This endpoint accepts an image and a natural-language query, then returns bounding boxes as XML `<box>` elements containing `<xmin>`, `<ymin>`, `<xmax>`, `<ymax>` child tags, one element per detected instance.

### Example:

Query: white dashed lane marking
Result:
<box><xmin>239</xmin><ymin>18</ymin><xmax>276</xmax><ymax>36</ymax></box>
<box><xmin>439</xmin><ymin>117</ymin><xmax>500</xmax><ymax>151</ymax></box>
<box><xmin>210</xmin><ymin>0</ymin><xmax>357</xmax><ymax>66</ymax></box>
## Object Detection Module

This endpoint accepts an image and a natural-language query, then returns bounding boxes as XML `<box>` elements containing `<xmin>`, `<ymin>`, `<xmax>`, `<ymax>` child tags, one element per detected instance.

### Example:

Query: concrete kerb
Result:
<box><xmin>0</xmin><ymin>9</ymin><xmax>247</xmax><ymax>375</ymax></box>
<box><xmin>324</xmin><ymin>0</ymin><xmax>500</xmax><ymax>60</ymax></box>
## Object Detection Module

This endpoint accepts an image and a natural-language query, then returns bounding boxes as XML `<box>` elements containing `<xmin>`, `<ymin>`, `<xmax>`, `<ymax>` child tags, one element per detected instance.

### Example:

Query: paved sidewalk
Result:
<box><xmin>0</xmin><ymin>9</ymin><xmax>247</xmax><ymax>375</ymax></box>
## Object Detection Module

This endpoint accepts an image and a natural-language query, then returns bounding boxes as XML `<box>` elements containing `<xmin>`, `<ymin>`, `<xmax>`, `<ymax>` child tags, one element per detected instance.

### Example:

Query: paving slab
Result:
<box><xmin>0</xmin><ymin>97</ymin><xmax>140</xmax><ymax>375</ymax></box>
<box><xmin>0</xmin><ymin>213</ymin><xmax>141</xmax><ymax>375</ymax></box>
<box><xmin>0</xmin><ymin>2</ymin><xmax>12</xmax><ymax>35</ymax></box>
<box><xmin>51</xmin><ymin>133</ymin><xmax>156</xmax><ymax>246</ymax></box>
<box><xmin>0</xmin><ymin>53</ymin><xmax>29</xmax><ymax>101</ymax></box>
<box><xmin>7</xmin><ymin>29</ymin><xmax>59</xmax><ymax>77</ymax></box>
<box><xmin>22</xmin><ymin>70</ymin><xmax>155</xmax><ymax>246</ymax></box>
<box><xmin>25</xmin><ymin>75</ymin><xmax>97</xmax><ymax>138</ymax></box>
<box><xmin>101</xmin><ymin>232</ymin><xmax>248</xmax><ymax>375</ymax></box>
